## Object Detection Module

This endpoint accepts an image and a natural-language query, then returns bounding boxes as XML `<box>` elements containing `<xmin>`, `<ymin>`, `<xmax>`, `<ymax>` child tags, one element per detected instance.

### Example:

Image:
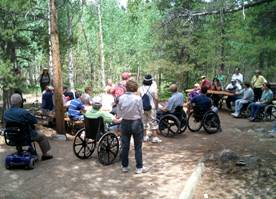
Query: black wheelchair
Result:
<box><xmin>157</xmin><ymin>106</ymin><xmax>188</xmax><ymax>137</ymax></box>
<box><xmin>187</xmin><ymin>105</ymin><xmax>221</xmax><ymax>134</ymax></box>
<box><xmin>73</xmin><ymin>117</ymin><xmax>120</xmax><ymax>165</ymax></box>
<box><xmin>246</xmin><ymin>102</ymin><xmax>276</xmax><ymax>121</ymax></box>
<box><xmin>3</xmin><ymin>122</ymin><xmax>38</xmax><ymax>169</ymax></box>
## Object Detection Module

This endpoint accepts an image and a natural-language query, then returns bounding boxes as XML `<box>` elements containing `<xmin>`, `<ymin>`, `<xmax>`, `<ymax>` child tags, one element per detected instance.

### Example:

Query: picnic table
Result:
<box><xmin>185</xmin><ymin>89</ymin><xmax>234</xmax><ymax>96</ymax></box>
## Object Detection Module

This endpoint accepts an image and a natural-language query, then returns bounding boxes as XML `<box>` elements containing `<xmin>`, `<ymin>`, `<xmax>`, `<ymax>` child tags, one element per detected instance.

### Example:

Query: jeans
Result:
<box><xmin>234</xmin><ymin>99</ymin><xmax>249</xmax><ymax>114</ymax></box>
<box><xmin>250</xmin><ymin>103</ymin><xmax>266</xmax><ymax>118</ymax></box>
<box><xmin>120</xmin><ymin>119</ymin><xmax>144</xmax><ymax>169</ymax></box>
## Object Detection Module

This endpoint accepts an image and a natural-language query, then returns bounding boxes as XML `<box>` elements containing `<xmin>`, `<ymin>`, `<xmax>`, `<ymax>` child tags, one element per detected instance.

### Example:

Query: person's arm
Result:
<box><xmin>24</xmin><ymin>111</ymin><xmax>38</xmax><ymax>125</ymax></box>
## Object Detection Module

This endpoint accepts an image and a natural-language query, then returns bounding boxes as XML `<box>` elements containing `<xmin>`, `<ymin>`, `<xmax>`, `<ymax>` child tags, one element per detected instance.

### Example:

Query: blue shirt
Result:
<box><xmin>4</xmin><ymin>106</ymin><xmax>37</xmax><ymax>125</ymax></box>
<box><xmin>191</xmin><ymin>94</ymin><xmax>212</xmax><ymax>114</ymax></box>
<box><xmin>166</xmin><ymin>92</ymin><xmax>184</xmax><ymax>113</ymax></box>
<box><xmin>42</xmin><ymin>90</ymin><xmax>54</xmax><ymax>111</ymax></box>
<box><xmin>260</xmin><ymin>89</ymin><xmax>273</xmax><ymax>104</ymax></box>
<box><xmin>68</xmin><ymin>98</ymin><xmax>85</xmax><ymax>120</ymax></box>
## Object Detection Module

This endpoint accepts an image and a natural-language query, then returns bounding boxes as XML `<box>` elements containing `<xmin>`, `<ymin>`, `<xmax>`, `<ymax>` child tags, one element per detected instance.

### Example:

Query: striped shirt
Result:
<box><xmin>68</xmin><ymin>98</ymin><xmax>85</xmax><ymax>120</ymax></box>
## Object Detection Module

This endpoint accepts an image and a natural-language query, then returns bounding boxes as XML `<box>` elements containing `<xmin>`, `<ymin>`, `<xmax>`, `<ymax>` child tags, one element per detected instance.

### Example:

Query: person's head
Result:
<box><xmin>63</xmin><ymin>86</ymin><xmax>68</xmax><ymax>92</ymax></box>
<box><xmin>84</xmin><ymin>86</ymin><xmax>92</xmax><ymax>95</ymax></box>
<box><xmin>92</xmin><ymin>97</ymin><xmax>102</xmax><ymax>110</ymax></box>
<box><xmin>42</xmin><ymin>68</ymin><xmax>49</xmax><ymax>75</ymax></box>
<box><xmin>126</xmin><ymin>80</ymin><xmax>138</xmax><ymax>92</ymax></box>
<box><xmin>143</xmin><ymin>74</ymin><xmax>153</xmax><ymax>86</ymax></box>
<box><xmin>105</xmin><ymin>85</ymin><xmax>112</xmax><ymax>94</ymax></box>
<box><xmin>169</xmin><ymin>84</ymin><xmax>178</xmax><ymax>93</ymax></box>
<box><xmin>255</xmin><ymin>69</ymin><xmax>261</xmax><ymax>77</ymax></box>
<box><xmin>262</xmin><ymin>82</ymin><xmax>270</xmax><ymax>90</ymax></box>
<box><xmin>47</xmin><ymin>85</ymin><xmax>54</xmax><ymax>91</ymax></box>
<box><xmin>10</xmin><ymin>93</ymin><xmax>23</xmax><ymax>107</ymax></box>
<box><xmin>243</xmin><ymin>82</ymin><xmax>251</xmax><ymax>88</ymax></box>
<box><xmin>213</xmin><ymin>77</ymin><xmax>219</xmax><ymax>83</ymax></box>
<box><xmin>107</xmin><ymin>79</ymin><xmax>113</xmax><ymax>86</ymax></box>
<box><xmin>235</xmin><ymin>67</ymin><xmax>240</xmax><ymax>74</ymax></box>
<box><xmin>231</xmin><ymin>79</ymin><xmax>236</xmax><ymax>85</ymax></box>
<box><xmin>121</xmin><ymin>72</ymin><xmax>131</xmax><ymax>81</ymax></box>
<box><xmin>75</xmin><ymin>91</ymin><xmax>82</xmax><ymax>98</ymax></box>
<box><xmin>200</xmin><ymin>86</ymin><xmax>208</xmax><ymax>94</ymax></box>
<box><xmin>194</xmin><ymin>83</ymin><xmax>200</xmax><ymax>90</ymax></box>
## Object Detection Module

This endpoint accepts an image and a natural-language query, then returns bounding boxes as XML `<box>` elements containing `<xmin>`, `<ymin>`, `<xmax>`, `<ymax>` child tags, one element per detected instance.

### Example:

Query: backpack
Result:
<box><xmin>113</xmin><ymin>83</ymin><xmax>126</xmax><ymax>98</ymax></box>
<box><xmin>142</xmin><ymin>86</ymin><xmax>152</xmax><ymax>111</ymax></box>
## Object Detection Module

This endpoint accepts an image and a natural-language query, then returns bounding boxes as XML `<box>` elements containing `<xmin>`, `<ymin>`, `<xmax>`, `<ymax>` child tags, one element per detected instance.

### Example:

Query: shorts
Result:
<box><xmin>143</xmin><ymin>109</ymin><xmax>158</xmax><ymax>130</ymax></box>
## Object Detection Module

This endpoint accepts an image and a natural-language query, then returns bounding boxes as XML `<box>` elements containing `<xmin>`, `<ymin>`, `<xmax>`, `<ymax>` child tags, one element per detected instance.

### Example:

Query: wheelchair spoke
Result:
<box><xmin>77</xmin><ymin>146</ymin><xmax>84</xmax><ymax>155</ymax></box>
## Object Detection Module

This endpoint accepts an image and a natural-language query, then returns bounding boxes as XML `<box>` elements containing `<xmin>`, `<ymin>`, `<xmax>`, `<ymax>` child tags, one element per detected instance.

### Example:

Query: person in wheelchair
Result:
<box><xmin>248</xmin><ymin>82</ymin><xmax>273</xmax><ymax>121</ymax></box>
<box><xmin>159</xmin><ymin>84</ymin><xmax>184</xmax><ymax>114</ymax></box>
<box><xmin>4</xmin><ymin>94</ymin><xmax>53</xmax><ymax>161</ymax></box>
<box><xmin>231</xmin><ymin>82</ymin><xmax>254</xmax><ymax>118</ymax></box>
<box><xmin>190</xmin><ymin>86</ymin><xmax>218</xmax><ymax>121</ymax></box>
<box><xmin>85</xmin><ymin>99</ymin><xmax>121</xmax><ymax>133</ymax></box>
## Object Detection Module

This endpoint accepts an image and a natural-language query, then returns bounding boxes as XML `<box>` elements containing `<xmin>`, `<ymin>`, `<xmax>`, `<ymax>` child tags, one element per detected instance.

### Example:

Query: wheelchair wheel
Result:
<box><xmin>97</xmin><ymin>132</ymin><xmax>119</xmax><ymax>165</ymax></box>
<box><xmin>73</xmin><ymin>128</ymin><xmax>96</xmax><ymax>159</ymax></box>
<box><xmin>159</xmin><ymin>114</ymin><xmax>180</xmax><ymax>137</ymax></box>
<box><xmin>178</xmin><ymin>117</ymin><xmax>188</xmax><ymax>134</ymax></box>
<box><xmin>187</xmin><ymin>111</ymin><xmax>202</xmax><ymax>132</ymax></box>
<box><xmin>28</xmin><ymin>158</ymin><xmax>35</xmax><ymax>169</ymax></box>
<box><xmin>264</xmin><ymin>105</ymin><xmax>276</xmax><ymax>121</ymax></box>
<box><xmin>202</xmin><ymin>111</ymin><xmax>220</xmax><ymax>134</ymax></box>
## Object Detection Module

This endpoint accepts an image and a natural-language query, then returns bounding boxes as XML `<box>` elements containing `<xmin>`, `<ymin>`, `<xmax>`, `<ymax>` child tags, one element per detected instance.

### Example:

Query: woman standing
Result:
<box><xmin>117</xmin><ymin>80</ymin><xmax>147</xmax><ymax>174</ymax></box>
<box><xmin>39</xmin><ymin>68</ymin><xmax>51</xmax><ymax>92</ymax></box>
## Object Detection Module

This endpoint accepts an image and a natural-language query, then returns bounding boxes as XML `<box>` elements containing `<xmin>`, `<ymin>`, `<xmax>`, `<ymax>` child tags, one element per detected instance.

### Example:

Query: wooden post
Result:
<box><xmin>50</xmin><ymin>0</ymin><xmax>65</xmax><ymax>134</ymax></box>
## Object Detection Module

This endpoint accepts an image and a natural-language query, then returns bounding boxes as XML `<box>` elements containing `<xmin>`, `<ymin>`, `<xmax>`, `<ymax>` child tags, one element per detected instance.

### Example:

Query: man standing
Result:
<box><xmin>232</xmin><ymin>67</ymin><xmax>243</xmax><ymax>84</ymax></box>
<box><xmin>4</xmin><ymin>94</ymin><xmax>53</xmax><ymax>161</ymax></box>
<box><xmin>139</xmin><ymin>75</ymin><xmax>162</xmax><ymax>143</ymax></box>
<box><xmin>251</xmin><ymin>70</ymin><xmax>267</xmax><ymax>101</ymax></box>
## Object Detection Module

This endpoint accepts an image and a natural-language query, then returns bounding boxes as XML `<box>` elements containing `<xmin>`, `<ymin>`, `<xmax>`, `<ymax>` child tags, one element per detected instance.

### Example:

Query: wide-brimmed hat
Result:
<box><xmin>143</xmin><ymin>74</ymin><xmax>153</xmax><ymax>81</ymax></box>
<box><xmin>200</xmin><ymin>75</ymin><xmax>206</xmax><ymax>79</ymax></box>
<box><xmin>48</xmin><ymin>85</ymin><xmax>54</xmax><ymax>90</ymax></box>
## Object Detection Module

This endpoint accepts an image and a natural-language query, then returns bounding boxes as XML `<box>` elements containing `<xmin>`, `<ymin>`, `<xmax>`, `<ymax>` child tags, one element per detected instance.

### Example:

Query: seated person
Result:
<box><xmin>100</xmin><ymin>86</ymin><xmax>115</xmax><ymax>112</ymax></box>
<box><xmin>41</xmin><ymin>85</ymin><xmax>54</xmax><ymax>113</ymax></box>
<box><xmin>211</xmin><ymin>77</ymin><xmax>222</xmax><ymax>107</ymax></box>
<box><xmin>81</xmin><ymin>86</ymin><xmax>93</xmax><ymax>106</ymax></box>
<box><xmin>200</xmin><ymin>76</ymin><xmax>211</xmax><ymax>90</ymax></box>
<box><xmin>225</xmin><ymin>79</ymin><xmax>242</xmax><ymax>109</ymax></box>
<box><xmin>4</xmin><ymin>94</ymin><xmax>53</xmax><ymax>161</ymax></box>
<box><xmin>231</xmin><ymin>82</ymin><xmax>254</xmax><ymax>118</ymax></box>
<box><xmin>68</xmin><ymin>91</ymin><xmax>85</xmax><ymax>120</ymax></box>
<box><xmin>63</xmin><ymin>86</ymin><xmax>75</xmax><ymax>107</ymax></box>
<box><xmin>159</xmin><ymin>84</ymin><xmax>184</xmax><ymax>114</ymax></box>
<box><xmin>188</xmin><ymin>83</ymin><xmax>201</xmax><ymax>101</ymax></box>
<box><xmin>85</xmin><ymin>99</ymin><xmax>121</xmax><ymax>133</ymax></box>
<box><xmin>249</xmin><ymin>82</ymin><xmax>273</xmax><ymax>121</ymax></box>
<box><xmin>190</xmin><ymin>86</ymin><xmax>217</xmax><ymax>120</ymax></box>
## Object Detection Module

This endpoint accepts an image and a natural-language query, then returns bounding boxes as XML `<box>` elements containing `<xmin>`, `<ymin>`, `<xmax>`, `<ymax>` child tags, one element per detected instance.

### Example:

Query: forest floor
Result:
<box><xmin>0</xmin><ymin>95</ymin><xmax>275</xmax><ymax>199</ymax></box>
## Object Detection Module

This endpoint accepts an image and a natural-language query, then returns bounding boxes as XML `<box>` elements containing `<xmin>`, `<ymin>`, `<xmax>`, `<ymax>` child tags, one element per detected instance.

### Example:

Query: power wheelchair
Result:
<box><xmin>157</xmin><ymin>106</ymin><xmax>188</xmax><ymax>137</ymax></box>
<box><xmin>3</xmin><ymin>122</ymin><xmax>38</xmax><ymax>169</ymax></box>
<box><xmin>187</xmin><ymin>105</ymin><xmax>221</xmax><ymax>134</ymax></box>
<box><xmin>73</xmin><ymin>117</ymin><xmax>120</xmax><ymax>165</ymax></box>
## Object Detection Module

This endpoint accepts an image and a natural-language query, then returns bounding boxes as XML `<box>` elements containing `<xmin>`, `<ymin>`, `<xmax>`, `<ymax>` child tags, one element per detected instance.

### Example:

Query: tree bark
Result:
<box><xmin>48</xmin><ymin>0</ymin><xmax>53</xmax><ymax>78</ymax></box>
<box><xmin>97</xmin><ymin>0</ymin><xmax>106</xmax><ymax>88</ymax></box>
<box><xmin>50</xmin><ymin>0</ymin><xmax>65</xmax><ymax>135</ymax></box>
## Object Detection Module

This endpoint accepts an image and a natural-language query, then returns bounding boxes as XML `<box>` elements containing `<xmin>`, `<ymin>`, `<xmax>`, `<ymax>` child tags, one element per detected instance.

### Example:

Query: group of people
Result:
<box><xmin>188</xmin><ymin>67</ymin><xmax>274</xmax><ymax>122</ymax></box>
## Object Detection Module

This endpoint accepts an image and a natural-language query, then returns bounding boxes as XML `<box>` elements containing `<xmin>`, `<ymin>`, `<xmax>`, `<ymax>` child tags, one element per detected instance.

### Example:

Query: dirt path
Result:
<box><xmin>0</xmin><ymin>112</ymin><xmax>275</xmax><ymax>199</ymax></box>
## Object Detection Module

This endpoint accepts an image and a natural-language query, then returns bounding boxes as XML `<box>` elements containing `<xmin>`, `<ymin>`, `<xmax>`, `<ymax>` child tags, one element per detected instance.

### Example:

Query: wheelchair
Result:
<box><xmin>187</xmin><ymin>106</ymin><xmax>221</xmax><ymax>134</ymax></box>
<box><xmin>157</xmin><ymin>106</ymin><xmax>188</xmax><ymax>137</ymax></box>
<box><xmin>73</xmin><ymin>117</ymin><xmax>120</xmax><ymax>165</ymax></box>
<box><xmin>246</xmin><ymin>102</ymin><xmax>276</xmax><ymax>121</ymax></box>
<box><xmin>3</xmin><ymin>122</ymin><xmax>38</xmax><ymax>169</ymax></box>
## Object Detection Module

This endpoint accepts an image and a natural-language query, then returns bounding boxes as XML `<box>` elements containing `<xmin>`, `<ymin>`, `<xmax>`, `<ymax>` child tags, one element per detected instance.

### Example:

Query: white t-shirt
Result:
<box><xmin>232</xmin><ymin>73</ymin><xmax>243</xmax><ymax>83</ymax></box>
<box><xmin>139</xmin><ymin>85</ymin><xmax>158</xmax><ymax>110</ymax></box>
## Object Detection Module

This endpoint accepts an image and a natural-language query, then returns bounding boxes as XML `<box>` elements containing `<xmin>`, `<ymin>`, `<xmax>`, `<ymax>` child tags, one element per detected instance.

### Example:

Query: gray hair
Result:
<box><xmin>11</xmin><ymin>93</ymin><xmax>22</xmax><ymax>106</ymax></box>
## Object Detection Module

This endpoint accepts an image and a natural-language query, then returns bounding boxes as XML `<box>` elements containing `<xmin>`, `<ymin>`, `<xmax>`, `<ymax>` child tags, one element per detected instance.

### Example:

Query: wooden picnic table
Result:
<box><xmin>185</xmin><ymin>89</ymin><xmax>234</xmax><ymax>96</ymax></box>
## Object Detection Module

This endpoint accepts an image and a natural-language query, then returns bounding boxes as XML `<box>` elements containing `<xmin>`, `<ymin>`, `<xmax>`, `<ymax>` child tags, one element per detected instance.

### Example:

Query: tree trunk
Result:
<box><xmin>80</xmin><ymin>16</ymin><xmax>94</xmax><ymax>83</ymax></box>
<box><xmin>50</xmin><ymin>0</ymin><xmax>65</xmax><ymax>135</ymax></box>
<box><xmin>48</xmin><ymin>0</ymin><xmax>53</xmax><ymax>78</ymax></box>
<box><xmin>67</xmin><ymin>7</ymin><xmax>75</xmax><ymax>91</ymax></box>
<box><xmin>219</xmin><ymin>8</ymin><xmax>225</xmax><ymax>72</ymax></box>
<box><xmin>98</xmin><ymin>0</ymin><xmax>106</xmax><ymax>88</ymax></box>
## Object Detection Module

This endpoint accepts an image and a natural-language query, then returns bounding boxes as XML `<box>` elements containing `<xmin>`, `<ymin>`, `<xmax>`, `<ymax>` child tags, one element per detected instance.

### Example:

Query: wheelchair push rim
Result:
<box><xmin>187</xmin><ymin>111</ymin><xmax>202</xmax><ymax>132</ymax></box>
<box><xmin>97</xmin><ymin>132</ymin><xmax>119</xmax><ymax>165</ymax></box>
<box><xmin>159</xmin><ymin>114</ymin><xmax>181</xmax><ymax>137</ymax></box>
<box><xmin>202</xmin><ymin>111</ymin><xmax>221</xmax><ymax>134</ymax></box>
<box><xmin>73</xmin><ymin>128</ymin><xmax>96</xmax><ymax>159</ymax></box>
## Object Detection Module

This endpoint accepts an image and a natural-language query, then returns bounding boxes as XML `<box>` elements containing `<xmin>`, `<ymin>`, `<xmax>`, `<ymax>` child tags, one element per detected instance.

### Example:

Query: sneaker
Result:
<box><xmin>151</xmin><ymin>137</ymin><xmax>162</xmax><ymax>143</ymax></box>
<box><xmin>121</xmin><ymin>166</ymin><xmax>129</xmax><ymax>173</ymax></box>
<box><xmin>231</xmin><ymin>112</ymin><xmax>239</xmax><ymax>117</ymax></box>
<box><xmin>135</xmin><ymin>167</ymin><xmax>148</xmax><ymax>174</ymax></box>
<box><xmin>143</xmin><ymin>135</ymin><xmax>150</xmax><ymax>142</ymax></box>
